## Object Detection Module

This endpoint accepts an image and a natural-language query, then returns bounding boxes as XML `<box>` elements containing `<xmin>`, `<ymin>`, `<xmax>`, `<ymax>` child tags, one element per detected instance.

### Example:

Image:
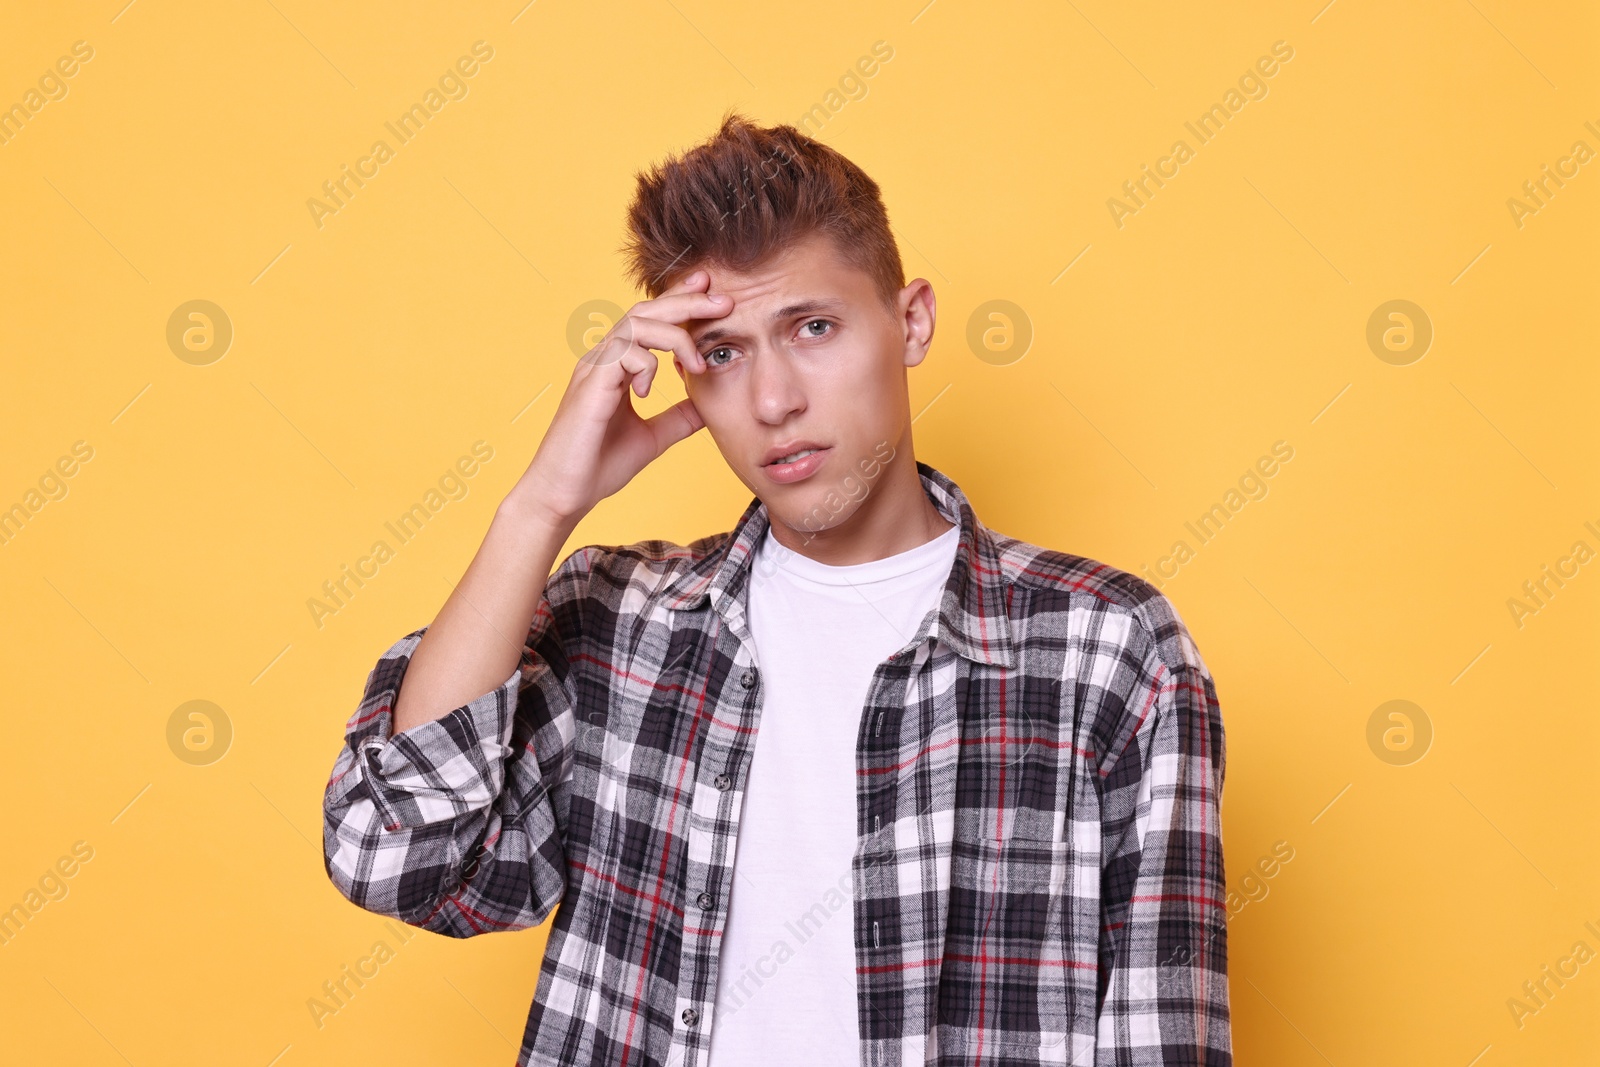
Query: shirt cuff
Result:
<box><xmin>347</xmin><ymin>631</ymin><xmax>531</xmax><ymax>832</ymax></box>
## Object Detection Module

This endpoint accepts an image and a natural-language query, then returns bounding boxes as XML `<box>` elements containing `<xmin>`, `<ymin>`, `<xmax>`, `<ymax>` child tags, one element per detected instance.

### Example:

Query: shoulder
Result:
<box><xmin>987</xmin><ymin>527</ymin><xmax>1212</xmax><ymax>680</ymax></box>
<box><xmin>554</xmin><ymin>530</ymin><xmax>733</xmax><ymax>605</ymax></box>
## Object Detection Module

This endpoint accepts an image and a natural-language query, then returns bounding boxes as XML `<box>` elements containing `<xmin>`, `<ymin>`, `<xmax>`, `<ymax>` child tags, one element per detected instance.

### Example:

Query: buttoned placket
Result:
<box><xmin>667</xmin><ymin>614</ymin><xmax>768</xmax><ymax>1067</ymax></box>
<box><xmin>674</xmin><ymin>612</ymin><xmax>958</xmax><ymax>1067</ymax></box>
<box><xmin>855</xmin><ymin>642</ymin><xmax>920</xmax><ymax>1067</ymax></box>
<box><xmin>660</xmin><ymin>477</ymin><xmax>989</xmax><ymax>1067</ymax></box>
<box><xmin>856</xmin><ymin>628</ymin><xmax>966</xmax><ymax>1067</ymax></box>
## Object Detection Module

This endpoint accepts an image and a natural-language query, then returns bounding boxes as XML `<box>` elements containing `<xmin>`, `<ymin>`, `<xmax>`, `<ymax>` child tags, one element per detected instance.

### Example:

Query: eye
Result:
<box><xmin>800</xmin><ymin>319</ymin><xmax>834</xmax><ymax>338</ymax></box>
<box><xmin>704</xmin><ymin>346</ymin><xmax>735</xmax><ymax>367</ymax></box>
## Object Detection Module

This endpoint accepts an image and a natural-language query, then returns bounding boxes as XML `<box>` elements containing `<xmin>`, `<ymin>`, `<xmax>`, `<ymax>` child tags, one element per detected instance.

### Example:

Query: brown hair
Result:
<box><xmin>620</xmin><ymin>110</ymin><xmax>905</xmax><ymax>311</ymax></box>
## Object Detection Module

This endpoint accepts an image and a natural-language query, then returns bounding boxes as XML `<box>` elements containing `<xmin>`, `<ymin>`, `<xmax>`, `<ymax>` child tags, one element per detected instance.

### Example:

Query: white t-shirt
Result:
<box><xmin>705</xmin><ymin>518</ymin><xmax>961</xmax><ymax>1064</ymax></box>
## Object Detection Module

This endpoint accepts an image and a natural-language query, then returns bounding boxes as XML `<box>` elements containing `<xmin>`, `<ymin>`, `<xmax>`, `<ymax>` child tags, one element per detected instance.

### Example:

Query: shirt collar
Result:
<box><xmin>660</xmin><ymin>460</ymin><xmax>1016</xmax><ymax>668</ymax></box>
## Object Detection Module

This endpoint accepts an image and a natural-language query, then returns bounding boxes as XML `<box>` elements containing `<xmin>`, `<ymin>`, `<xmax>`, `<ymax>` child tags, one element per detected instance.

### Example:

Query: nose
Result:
<box><xmin>747</xmin><ymin>341</ymin><xmax>806</xmax><ymax>425</ymax></box>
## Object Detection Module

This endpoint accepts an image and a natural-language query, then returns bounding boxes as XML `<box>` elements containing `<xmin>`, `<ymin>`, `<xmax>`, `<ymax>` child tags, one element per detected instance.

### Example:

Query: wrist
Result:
<box><xmin>497</xmin><ymin>484</ymin><xmax>582</xmax><ymax>539</ymax></box>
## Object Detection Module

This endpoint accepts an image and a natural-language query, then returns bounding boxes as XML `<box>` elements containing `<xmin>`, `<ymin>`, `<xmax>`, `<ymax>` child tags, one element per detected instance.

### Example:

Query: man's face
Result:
<box><xmin>672</xmin><ymin>232</ymin><xmax>935</xmax><ymax>539</ymax></box>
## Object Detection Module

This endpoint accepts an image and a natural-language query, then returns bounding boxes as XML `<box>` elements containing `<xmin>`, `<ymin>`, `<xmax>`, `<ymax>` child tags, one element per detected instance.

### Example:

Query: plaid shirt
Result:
<box><xmin>322</xmin><ymin>461</ymin><xmax>1231</xmax><ymax>1066</ymax></box>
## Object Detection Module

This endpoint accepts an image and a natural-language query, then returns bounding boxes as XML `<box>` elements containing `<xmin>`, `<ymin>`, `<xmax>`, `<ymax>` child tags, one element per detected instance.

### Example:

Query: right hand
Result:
<box><xmin>511</xmin><ymin>269</ymin><xmax>733</xmax><ymax>528</ymax></box>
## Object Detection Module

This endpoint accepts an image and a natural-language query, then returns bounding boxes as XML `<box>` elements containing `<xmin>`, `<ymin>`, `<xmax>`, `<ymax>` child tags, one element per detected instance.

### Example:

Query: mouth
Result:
<box><xmin>761</xmin><ymin>445</ymin><xmax>831</xmax><ymax>484</ymax></box>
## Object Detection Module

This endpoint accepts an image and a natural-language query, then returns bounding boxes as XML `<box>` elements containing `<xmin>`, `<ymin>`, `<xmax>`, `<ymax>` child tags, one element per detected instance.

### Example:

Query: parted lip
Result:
<box><xmin>761</xmin><ymin>441</ymin><xmax>829</xmax><ymax>466</ymax></box>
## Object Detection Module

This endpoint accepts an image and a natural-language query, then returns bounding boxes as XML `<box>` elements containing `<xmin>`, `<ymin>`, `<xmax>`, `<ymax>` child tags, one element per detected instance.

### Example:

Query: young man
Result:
<box><xmin>322</xmin><ymin>112</ymin><xmax>1231</xmax><ymax>1066</ymax></box>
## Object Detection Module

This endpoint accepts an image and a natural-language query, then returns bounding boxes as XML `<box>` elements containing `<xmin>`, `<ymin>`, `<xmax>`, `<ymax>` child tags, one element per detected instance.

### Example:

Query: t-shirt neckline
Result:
<box><xmin>756</xmin><ymin>521</ymin><xmax>960</xmax><ymax>587</ymax></box>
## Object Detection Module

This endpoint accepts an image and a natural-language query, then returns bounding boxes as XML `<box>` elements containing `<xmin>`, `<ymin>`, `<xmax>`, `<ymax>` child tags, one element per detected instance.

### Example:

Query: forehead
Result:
<box><xmin>680</xmin><ymin>233</ymin><xmax>875</xmax><ymax>336</ymax></box>
<box><xmin>691</xmin><ymin>232</ymin><xmax>879</xmax><ymax>298</ymax></box>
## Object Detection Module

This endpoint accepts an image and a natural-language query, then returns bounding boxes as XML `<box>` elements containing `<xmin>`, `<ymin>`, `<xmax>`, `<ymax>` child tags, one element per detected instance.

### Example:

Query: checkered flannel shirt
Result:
<box><xmin>322</xmin><ymin>460</ymin><xmax>1231</xmax><ymax>1066</ymax></box>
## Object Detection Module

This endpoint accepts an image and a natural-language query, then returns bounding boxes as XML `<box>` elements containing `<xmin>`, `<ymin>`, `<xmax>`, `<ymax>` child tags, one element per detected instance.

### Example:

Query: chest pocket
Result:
<box><xmin>951</xmin><ymin>810</ymin><xmax>1067</xmax><ymax>941</ymax></box>
<box><xmin>940</xmin><ymin>817</ymin><xmax>1078</xmax><ymax>1059</ymax></box>
<box><xmin>936</xmin><ymin>725</ymin><xmax>1087</xmax><ymax>1057</ymax></box>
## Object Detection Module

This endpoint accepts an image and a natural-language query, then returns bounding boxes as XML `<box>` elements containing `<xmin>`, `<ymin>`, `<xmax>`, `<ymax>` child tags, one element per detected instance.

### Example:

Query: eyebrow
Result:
<box><xmin>693</xmin><ymin>298</ymin><xmax>847</xmax><ymax>347</ymax></box>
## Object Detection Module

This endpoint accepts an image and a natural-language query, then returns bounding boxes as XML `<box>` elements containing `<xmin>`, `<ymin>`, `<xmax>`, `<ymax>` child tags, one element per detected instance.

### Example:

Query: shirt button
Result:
<box><xmin>696</xmin><ymin>890</ymin><xmax>714</xmax><ymax>909</ymax></box>
<box><xmin>740</xmin><ymin>667</ymin><xmax>757</xmax><ymax>689</ymax></box>
<box><xmin>714</xmin><ymin>773</ymin><xmax>732</xmax><ymax>790</ymax></box>
<box><xmin>681</xmin><ymin>1007</ymin><xmax>700</xmax><ymax>1027</ymax></box>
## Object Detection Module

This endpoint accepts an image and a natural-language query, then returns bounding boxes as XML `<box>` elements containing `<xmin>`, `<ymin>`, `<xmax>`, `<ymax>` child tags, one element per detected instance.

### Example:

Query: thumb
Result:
<box><xmin>645</xmin><ymin>397</ymin><xmax>705</xmax><ymax>453</ymax></box>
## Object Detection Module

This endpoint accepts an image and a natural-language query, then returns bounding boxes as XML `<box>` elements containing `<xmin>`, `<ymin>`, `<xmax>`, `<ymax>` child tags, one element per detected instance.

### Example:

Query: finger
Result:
<box><xmin>632</xmin><ymin>290</ymin><xmax>733</xmax><ymax>332</ymax></box>
<box><xmin>578</xmin><ymin>313</ymin><xmax>673</xmax><ymax>374</ymax></box>
<box><xmin>621</xmin><ymin>316</ymin><xmax>710</xmax><ymax>376</ymax></box>
<box><xmin>657</xmin><ymin>267</ymin><xmax>710</xmax><ymax>297</ymax></box>
<box><xmin>617</xmin><ymin>345</ymin><xmax>657</xmax><ymax>397</ymax></box>
<box><xmin>629</xmin><ymin>269</ymin><xmax>709</xmax><ymax>321</ymax></box>
<box><xmin>644</xmin><ymin>397</ymin><xmax>705</xmax><ymax>453</ymax></box>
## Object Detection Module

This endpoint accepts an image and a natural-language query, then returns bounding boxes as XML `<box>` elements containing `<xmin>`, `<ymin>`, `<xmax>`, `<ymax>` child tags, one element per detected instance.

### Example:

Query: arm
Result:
<box><xmin>319</xmin><ymin>269</ymin><xmax>723</xmax><ymax>934</ymax></box>
<box><xmin>391</xmin><ymin>494</ymin><xmax>578</xmax><ymax>735</ymax></box>
<box><xmin>1094</xmin><ymin>626</ymin><xmax>1231</xmax><ymax>1065</ymax></box>
<box><xmin>320</xmin><ymin>539</ymin><xmax>594</xmax><ymax>935</ymax></box>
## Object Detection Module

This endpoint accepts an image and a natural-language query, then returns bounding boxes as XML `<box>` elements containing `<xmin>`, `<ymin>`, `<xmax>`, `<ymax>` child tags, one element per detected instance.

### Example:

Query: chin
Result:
<box><xmin>780</xmin><ymin>493</ymin><xmax>863</xmax><ymax>538</ymax></box>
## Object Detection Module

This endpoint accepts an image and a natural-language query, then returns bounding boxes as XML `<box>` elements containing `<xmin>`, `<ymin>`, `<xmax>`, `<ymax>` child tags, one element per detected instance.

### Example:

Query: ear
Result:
<box><xmin>898</xmin><ymin>278</ymin><xmax>936</xmax><ymax>369</ymax></box>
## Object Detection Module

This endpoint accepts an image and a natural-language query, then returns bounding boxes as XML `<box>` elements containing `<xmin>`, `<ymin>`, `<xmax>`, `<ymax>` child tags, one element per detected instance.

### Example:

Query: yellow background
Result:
<box><xmin>2</xmin><ymin>1</ymin><xmax>1595</xmax><ymax>1063</ymax></box>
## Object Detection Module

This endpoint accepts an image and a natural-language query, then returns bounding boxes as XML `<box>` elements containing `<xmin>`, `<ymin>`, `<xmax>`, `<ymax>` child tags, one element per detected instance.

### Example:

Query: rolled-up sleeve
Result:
<box><xmin>1094</xmin><ymin>614</ymin><xmax>1231</xmax><ymax>1065</ymax></box>
<box><xmin>321</xmin><ymin>546</ymin><xmax>593</xmax><ymax>937</ymax></box>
